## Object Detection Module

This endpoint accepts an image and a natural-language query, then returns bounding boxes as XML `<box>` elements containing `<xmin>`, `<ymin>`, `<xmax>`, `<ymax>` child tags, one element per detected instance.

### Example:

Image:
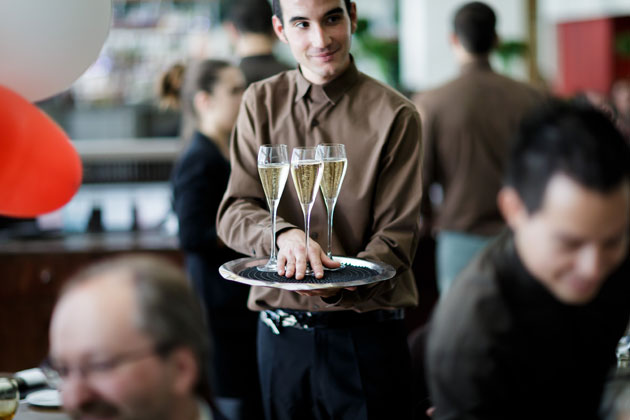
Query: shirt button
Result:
<box><xmin>311</xmin><ymin>119</ymin><xmax>319</xmax><ymax>127</ymax></box>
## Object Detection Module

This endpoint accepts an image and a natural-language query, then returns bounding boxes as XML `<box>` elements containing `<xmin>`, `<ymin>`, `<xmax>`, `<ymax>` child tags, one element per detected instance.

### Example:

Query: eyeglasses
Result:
<box><xmin>41</xmin><ymin>343</ymin><xmax>172</xmax><ymax>389</ymax></box>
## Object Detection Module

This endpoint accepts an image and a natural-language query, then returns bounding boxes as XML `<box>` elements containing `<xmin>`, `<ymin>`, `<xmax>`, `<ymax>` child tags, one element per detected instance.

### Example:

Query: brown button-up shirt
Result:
<box><xmin>414</xmin><ymin>59</ymin><xmax>545</xmax><ymax>236</ymax></box>
<box><xmin>217</xmin><ymin>61</ymin><xmax>423</xmax><ymax>312</ymax></box>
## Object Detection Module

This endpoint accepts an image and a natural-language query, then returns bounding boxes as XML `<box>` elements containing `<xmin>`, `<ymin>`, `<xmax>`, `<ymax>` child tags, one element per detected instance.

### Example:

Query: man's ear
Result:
<box><xmin>497</xmin><ymin>186</ymin><xmax>528</xmax><ymax>230</ymax></box>
<box><xmin>449</xmin><ymin>32</ymin><xmax>459</xmax><ymax>48</ymax></box>
<box><xmin>169</xmin><ymin>347</ymin><xmax>199</xmax><ymax>396</ymax></box>
<box><xmin>349</xmin><ymin>2</ymin><xmax>358</xmax><ymax>34</ymax></box>
<box><xmin>272</xmin><ymin>15</ymin><xmax>287</xmax><ymax>44</ymax></box>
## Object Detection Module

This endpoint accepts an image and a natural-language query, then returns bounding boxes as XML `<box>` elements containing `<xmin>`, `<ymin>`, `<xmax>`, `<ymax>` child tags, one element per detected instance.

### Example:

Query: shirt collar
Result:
<box><xmin>460</xmin><ymin>57</ymin><xmax>492</xmax><ymax>74</ymax></box>
<box><xmin>197</xmin><ymin>399</ymin><xmax>214</xmax><ymax>420</ymax></box>
<box><xmin>295</xmin><ymin>56</ymin><xmax>360</xmax><ymax>105</ymax></box>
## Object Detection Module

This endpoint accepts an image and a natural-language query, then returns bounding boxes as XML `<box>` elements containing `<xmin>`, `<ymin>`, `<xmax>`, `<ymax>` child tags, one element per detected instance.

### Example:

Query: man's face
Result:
<box><xmin>49</xmin><ymin>276</ymin><xmax>180</xmax><ymax>420</ymax></box>
<box><xmin>273</xmin><ymin>0</ymin><xmax>356</xmax><ymax>85</ymax></box>
<box><xmin>509</xmin><ymin>174</ymin><xmax>629</xmax><ymax>305</ymax></box>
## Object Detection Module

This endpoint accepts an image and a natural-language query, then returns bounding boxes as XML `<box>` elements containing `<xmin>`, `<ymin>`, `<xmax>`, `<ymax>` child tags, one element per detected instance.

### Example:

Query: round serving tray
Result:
<box><xmin>219</xmin><ymin>256</ymin><xmax>396</xmax><ymax>290</ymax></box>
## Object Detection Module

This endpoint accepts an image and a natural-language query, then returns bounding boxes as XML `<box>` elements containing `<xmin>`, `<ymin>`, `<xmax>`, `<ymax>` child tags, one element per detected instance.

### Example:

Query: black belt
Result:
<box><xmin>260</xmin><ymin>308</ymin><xmax>404</xmax><ymax>335</ymax></box>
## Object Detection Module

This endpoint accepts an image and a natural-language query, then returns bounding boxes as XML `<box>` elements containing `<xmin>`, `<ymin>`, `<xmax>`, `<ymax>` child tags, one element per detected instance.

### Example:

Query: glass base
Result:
<box><xmin>257</xmin><ymin>260</ymin><xmax>278</xmax><ymax>272</ymax></box>
<box><xmin>304</xmin><ymin>263</ymin><xmax>316</xmax><ymax>276</ymax></box>
<box><xmin>324</xmin><ymin>256</ymin><xmax>345</xmax><ymax>271</ymax></box>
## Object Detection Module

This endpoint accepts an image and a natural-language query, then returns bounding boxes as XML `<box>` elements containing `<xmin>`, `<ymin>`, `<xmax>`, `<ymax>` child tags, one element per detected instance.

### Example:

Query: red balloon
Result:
<box><xmin>0</xmin><ymin>85</ymin><xmax>82</xmax><ymax>217</ymax></box>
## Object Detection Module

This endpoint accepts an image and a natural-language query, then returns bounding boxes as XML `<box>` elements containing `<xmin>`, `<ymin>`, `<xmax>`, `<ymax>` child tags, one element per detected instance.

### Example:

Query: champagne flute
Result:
<box><xmin>0</xmin><ymin>378</ymin><xmax>19</xmax><ymax>420</ymax></box>
<box><xmin>291</xmin><ymin>147</ymin><xmax>324</xmax><ymax>276</ymax></box>
<box><xmin>317</xmin><ymin>143</ymin><xmax>347</xmax><ymax>269</ymax></box>
<box><xmin>257</xmin><ymin>144</ymin><xmax>290</xmax><ymax>272</ymax></box>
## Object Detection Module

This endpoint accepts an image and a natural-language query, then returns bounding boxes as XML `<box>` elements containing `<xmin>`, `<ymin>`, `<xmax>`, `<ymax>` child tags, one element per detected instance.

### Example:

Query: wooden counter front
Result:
<box><xmin>0</xmin><ymin>232</ymin><xmax>183</xmax><ymax>372</ymax></box>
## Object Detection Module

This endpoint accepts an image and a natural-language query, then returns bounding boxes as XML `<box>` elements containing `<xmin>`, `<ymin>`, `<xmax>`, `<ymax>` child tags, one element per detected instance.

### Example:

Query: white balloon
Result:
<box><xmin>0</xmin><ymin>0</ymin><xmax>112</xmax><ymax>102</ymax></box>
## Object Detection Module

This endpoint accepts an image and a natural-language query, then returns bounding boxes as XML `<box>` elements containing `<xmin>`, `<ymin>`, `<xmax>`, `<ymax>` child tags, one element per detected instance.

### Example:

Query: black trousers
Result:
<box><xmin>257</xmin><ymin>315</ymin><xmax>413</xmax><ymax>420</ymax></box>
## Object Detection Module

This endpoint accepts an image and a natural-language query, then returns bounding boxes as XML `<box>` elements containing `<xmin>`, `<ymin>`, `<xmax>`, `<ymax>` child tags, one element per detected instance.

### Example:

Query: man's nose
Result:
<box><xmin>576</xmin><ymin>246</ymin><xmax>604</xmax><ymax>281</ymax></box>
<box><xmin>60</xmin><ymin>373</ymin><xmax>96</xmax><ymax>410</ymax></box>
<box><xmin>310</xmin><ymin>25</ymin><xmax>330</xmax><ymax>48</ymax></box>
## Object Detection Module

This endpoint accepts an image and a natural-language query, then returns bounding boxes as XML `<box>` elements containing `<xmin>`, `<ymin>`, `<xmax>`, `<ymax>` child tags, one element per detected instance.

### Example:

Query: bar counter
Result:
<box><xmin>0</xmin><ymin>231</ymin><xmax>183</xmax><ymax>372</ymax></box>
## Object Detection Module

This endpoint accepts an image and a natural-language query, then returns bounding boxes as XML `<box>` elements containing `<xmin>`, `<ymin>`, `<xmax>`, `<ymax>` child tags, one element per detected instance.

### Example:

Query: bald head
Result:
<box><xmin>50</xmin><ymin>271</ymin><xmax>146</xmax><ymax>361</ymax></box>
<box><xmin>48</xmin><ymin>255</ymin><xmax>211</xmax><ymax>420</ymax></box>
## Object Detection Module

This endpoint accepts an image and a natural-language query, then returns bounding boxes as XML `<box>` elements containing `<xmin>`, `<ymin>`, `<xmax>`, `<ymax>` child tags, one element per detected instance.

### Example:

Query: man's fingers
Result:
<box><xmin>277</xmin><ymin>253</ymin><xmax>287</xmax><ymax>276</ymax></box>
<box><xmin>294</xmin><ymin>254</ymin><xmax>306</xmax><ymax>280</ymax></box>
<box><xmin>309</xmin><ymin>254</ymin><xmax>325</xmax><ymax>279</ymax></box>
<box><xmin>303</xmin><ymin>242</ymin><xmax>326</xmax><ymax>279</ymax></box>
<box><xmin>321</xmin><ymin>252</ymin><xmax>342</xmax><ymax>269</ymax></box>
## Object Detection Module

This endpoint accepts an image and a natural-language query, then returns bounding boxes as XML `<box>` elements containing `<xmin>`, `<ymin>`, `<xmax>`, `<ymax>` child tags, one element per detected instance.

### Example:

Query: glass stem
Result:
<box><xmin>303</xmin><ymin>204</ymin><xmax>311</xmax><ymax>267</ymax></box>
<box><xmin>270</xmin><ymin>200</ymin><xmax>278</xmax><ymax>262</ymax></box>
<box><xmin>325</xmin><ymin>199</ymin><xmax>336</xmax><ymax>258</ymax></box>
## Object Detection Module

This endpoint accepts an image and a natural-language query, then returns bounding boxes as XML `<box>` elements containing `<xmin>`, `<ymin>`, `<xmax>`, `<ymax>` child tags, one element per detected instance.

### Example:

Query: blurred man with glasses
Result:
<box><xmin>47</xmin><ymin>255</ymin><xmax>224</xmax><ymax>420</ymax></box>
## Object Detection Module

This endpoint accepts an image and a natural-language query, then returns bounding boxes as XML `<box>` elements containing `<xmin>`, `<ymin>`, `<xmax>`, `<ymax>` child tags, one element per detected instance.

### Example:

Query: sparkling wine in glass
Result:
<box><xmin>0</xmin><ymin>378</ymin><xmax>19</xmax><ymax>420</ymax></box>
<box><xmin>291</xmin><ymin>147</ymin><xmax>324</xmax><ymax>276</ymax></box>
<box><xmin>257</xmin><ymin>144</ymin><xmax>290</xmax><ymax>272</ymax></box>
<box><xmin>317</xmin><ymin>143</ymin><xmax>347</xmax><ymax>269</ymax></box>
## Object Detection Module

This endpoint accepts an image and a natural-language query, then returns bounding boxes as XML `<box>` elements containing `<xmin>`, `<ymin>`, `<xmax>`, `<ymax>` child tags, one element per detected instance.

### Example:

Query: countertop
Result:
<box><xmin>0</xmin><ymin>231</ymin><xmax>180</xmax><ymax>254</ymax></box>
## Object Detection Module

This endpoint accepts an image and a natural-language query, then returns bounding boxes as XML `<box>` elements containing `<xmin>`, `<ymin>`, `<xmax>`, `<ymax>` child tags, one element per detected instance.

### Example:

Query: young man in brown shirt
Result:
<box><xmin>217</xmin><ymin>0</ymin><xmax>423</xmax><ymax>418</ymax></box>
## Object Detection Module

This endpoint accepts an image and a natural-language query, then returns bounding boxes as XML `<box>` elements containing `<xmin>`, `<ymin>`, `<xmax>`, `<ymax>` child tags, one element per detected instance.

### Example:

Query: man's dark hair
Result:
<box><xmin>272</xmin><ymin>0</ymin><xmax>352</xmax><ymax>25</ymax></box>
<box><xmin>228</xmin><ymin>0</ymin><xmax>274</xmax><ymax>35</ymax></box>
<box><xmin>506</xmin><ymin>100</ymin><xmax>630</xmax><ymax>213</ymax></box>
<box><xmin>453</xmin><ymin>2</ymin><xmax>497</xmax><ymax>54</ymax></box>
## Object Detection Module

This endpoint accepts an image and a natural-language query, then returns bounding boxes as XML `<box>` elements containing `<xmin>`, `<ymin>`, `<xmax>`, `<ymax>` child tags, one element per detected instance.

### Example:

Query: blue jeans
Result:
<box><xmin>436</xmin><ymin>231</ymin><xmax>494</xmax><ymax>295</ymax></box>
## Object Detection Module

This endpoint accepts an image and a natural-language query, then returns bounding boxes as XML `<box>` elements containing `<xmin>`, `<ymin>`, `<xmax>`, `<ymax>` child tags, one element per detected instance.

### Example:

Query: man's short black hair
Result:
<box><xmin>506</xmin><ymin>100</ymin><xmax>630</xmax><ymax>213</ymax></box>
<box><xmin>453</xmin><ymin>2</ymin><xmax>497</xmax><ymax>55</ymax></box>
<box><xmin>272</xmin><ymin>0</ymin><xmax>352</xmax><ymax>25</ymax></box>
<box><xmin>228</xmin><ymin>0</ymin><xmax>274</xmax><ymax>35</ymax></box>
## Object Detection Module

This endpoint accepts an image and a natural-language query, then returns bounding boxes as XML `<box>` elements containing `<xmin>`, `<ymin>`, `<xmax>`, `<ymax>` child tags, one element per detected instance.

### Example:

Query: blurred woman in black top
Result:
<box><xmin>164</xmin><ymin>59</ymin><xmax>262</xmax><ymax>420</ymax></box>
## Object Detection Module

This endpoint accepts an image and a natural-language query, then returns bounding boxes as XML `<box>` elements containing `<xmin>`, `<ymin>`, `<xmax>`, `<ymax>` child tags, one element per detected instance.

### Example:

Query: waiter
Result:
<box><xmin>217</xmin><ymin>0</ymin><xmax>423</xmax><ymax>418</ymax></box>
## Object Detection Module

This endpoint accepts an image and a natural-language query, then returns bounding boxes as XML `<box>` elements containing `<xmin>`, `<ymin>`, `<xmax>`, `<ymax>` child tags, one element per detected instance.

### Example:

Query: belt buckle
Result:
<box><xmin>280</xmin><ymin>314</ymin><xmax>299</xmax><ymax>328</ymax></box>
<box><xmin>262</xmin><ymin>310</ymin><xmax>314</xmax><ymax>333</ymax></box>
<box><xmin>261</xmin><ymin>311</ymin><xmax>281</xmax><ymax>335</ymax></box>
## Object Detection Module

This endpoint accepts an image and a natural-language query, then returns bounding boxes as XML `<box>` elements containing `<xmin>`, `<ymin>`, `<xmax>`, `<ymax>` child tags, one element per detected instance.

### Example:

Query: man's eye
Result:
<box><xmin>603</xmin><ymin>235</ymin><xmax>625</xmax><ymax>249</ymax></box>
<box><xmin>556</xmin><ymin>236</ymin><xmax>581</xmax><ymax>251</ymax></box>
<box><xmin>327</xmin><ymin>15</ymin><xmax>342</xmax><ymax>24</ymax></box>
<box><xmin>56</xmin><ymin>366</ymin><xmax>70</xmax><ymax>378</ymax></box>
<box><xmin>295</xmin><ymin>21</ymin><xmax>309</xmax><ymax>29</ymax></box>
<box><xmin>90</xmin><ymin>360</ymin><xmax>116</xmax><ymax>373</ymax></box>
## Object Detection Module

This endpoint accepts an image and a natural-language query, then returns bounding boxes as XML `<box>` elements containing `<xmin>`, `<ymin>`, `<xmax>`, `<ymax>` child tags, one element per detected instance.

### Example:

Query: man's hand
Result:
<box><xmin>276</xmin><ymin>228</ymin><xmax>341</xmax><ymax>280</ymax></box>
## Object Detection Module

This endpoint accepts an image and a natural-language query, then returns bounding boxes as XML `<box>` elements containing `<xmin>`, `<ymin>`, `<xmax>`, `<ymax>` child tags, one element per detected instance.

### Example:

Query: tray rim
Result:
<box><xmin>219</xmin><ymin>256</ymin><xmax>396</xmax><ymax>290</ymax></box>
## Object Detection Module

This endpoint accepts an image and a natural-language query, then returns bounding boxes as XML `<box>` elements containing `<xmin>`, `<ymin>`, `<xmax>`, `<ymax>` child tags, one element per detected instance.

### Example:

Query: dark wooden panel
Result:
<box><xmin>0</xmin><ymin>233</ymin><xmax>183</xmax><ymax>372</ymax></box>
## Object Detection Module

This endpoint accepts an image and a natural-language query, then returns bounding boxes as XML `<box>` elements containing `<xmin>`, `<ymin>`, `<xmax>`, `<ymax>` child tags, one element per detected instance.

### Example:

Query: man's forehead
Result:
<box><xmin>536</xmin><ymin>174</ymin><xmax>630</xmax><ymax>233</ymax></box>
<box><xmin>540</xmin><ymin>173</ymin><xmax>630</xmax><ymax>207</ymax></box>
<box><xmin>280</xmin><ymin>0</ymin><xmax>347</xmax><ymax>19</ymax></box>
<box><xmin>50</xmin><ymin>275</ymin><xmax>146</xmax><ymax>358</ymax></box>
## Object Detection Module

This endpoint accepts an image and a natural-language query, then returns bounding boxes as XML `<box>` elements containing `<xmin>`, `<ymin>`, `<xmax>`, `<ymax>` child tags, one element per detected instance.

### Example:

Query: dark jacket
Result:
<box><xmin>426</xmin><ymin>231</ymin><xmax>630</xmax><ymax>419</ymax></box>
